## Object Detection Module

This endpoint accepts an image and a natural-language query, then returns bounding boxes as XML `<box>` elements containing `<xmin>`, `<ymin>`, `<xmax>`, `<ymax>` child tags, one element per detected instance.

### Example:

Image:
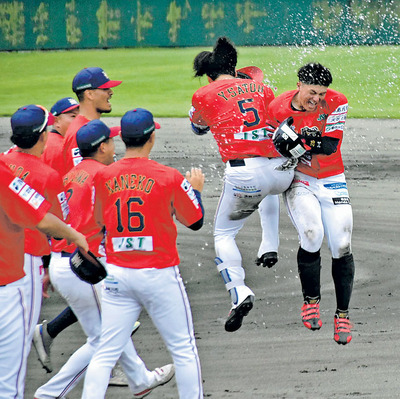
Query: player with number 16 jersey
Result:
<box><xmin>83</xmin><ymin>108</ymin><xmax>204</xmax><ymax>398</ymax></box>
<box><xmin>94</xmin><ymin>157</ymin><xmax>202</xmax><ymax>268</ymax></box>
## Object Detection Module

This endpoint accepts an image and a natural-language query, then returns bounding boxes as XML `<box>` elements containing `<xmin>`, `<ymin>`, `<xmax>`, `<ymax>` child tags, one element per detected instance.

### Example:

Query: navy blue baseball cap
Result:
<box><xmin>72</xmin><ymin>67</ymin><xmax>122</xmax><ymax>92</ymax></box>
<box><xmin>121</xmin><ymin>108</ymin><xmax>160</xmax><ymax>139</ymax></box>
<box><xmin>11</xmin><ymin>104</ymin><xmax>55</xmax><ymax>136</ymax></box>
<box><xmin>76</xmin><ymin>119</ymin><xmax>120</xmax><ymax>152</ymax></box>
<box><xmin>51</xmin><ymin>97</ymin><xmax>79</xmax><ymax>116</ymax></box>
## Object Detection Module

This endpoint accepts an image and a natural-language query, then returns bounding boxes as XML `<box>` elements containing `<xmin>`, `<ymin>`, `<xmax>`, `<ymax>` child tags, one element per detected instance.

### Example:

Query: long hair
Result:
<box><xmin>193</xmin><ymin>36</ymin><xmax>237</xmax><ymax>81</ymax></box>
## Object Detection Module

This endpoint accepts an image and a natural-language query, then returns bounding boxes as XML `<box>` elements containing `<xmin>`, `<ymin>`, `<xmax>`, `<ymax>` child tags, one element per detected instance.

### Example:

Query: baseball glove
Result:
<box><xmin>272</xmin><ymin>117</ymin><xmax>307</xmax><ymax>159</ymax></box>
<box><xmin>70</xmin><ymin>248</ymin><xmax>107</xmax><ymax>284</ymax></box>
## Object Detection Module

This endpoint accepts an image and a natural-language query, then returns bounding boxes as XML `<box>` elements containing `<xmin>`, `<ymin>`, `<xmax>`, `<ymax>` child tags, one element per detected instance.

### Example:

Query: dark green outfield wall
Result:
<box><xmin>0</xmin><ymin>0</ymin><xmax>399</xmax><ymax>50</ymax></box>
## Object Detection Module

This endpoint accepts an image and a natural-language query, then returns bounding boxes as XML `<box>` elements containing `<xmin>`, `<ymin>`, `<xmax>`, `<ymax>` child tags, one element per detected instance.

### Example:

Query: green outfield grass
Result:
<box><xmin>0</xmin><ymin>45</ymin><xmax>398</xmax><ymax>118</ymax></box>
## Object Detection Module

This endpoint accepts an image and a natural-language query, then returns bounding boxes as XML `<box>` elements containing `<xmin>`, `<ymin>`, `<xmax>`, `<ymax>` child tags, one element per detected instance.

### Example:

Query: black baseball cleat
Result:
<box><xmin>225</xmin><ymin>295</ymin><xmax>254</xmax><ymax>332</ymax></box>
<box><xmin>255</xmin><ymin>252</ymin><xmax>278</xmax><ymax>268</ymax></box>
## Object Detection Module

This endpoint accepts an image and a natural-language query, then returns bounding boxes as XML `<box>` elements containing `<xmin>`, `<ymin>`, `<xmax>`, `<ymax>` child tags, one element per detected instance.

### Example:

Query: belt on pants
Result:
<box><xmin>61</xmin><ymin>251</ymin><xmax>72</xmax><ymax>257</ymax></box>
<box><xmin>228</xmin><ymin>159</ymin><xmax>246</xmax><ymax>167</ymax></box>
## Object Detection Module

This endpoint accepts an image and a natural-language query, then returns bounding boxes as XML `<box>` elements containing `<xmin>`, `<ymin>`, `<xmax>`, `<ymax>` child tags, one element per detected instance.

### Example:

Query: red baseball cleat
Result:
<box><xmin>334</xmin><ymin>312</ymin><xmax>353</xmax><ymax>345</ymax></box>
<box><xmin>301</xmin><ymin>297</ymin><xmax>323</xmax><ymax>330</ymax></box>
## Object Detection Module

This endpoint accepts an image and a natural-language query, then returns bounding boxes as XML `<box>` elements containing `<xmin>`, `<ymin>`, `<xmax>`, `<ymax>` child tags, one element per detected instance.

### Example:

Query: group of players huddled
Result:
<box><xmin>0</xmin><ymin>35</ymin><xmax>355</xmax><ymax>399</ymax></box>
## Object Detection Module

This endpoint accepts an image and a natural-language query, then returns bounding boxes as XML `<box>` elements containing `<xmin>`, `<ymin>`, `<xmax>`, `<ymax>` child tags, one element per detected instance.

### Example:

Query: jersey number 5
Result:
<box><xmin>238</xmin><ymin>99</ymin><xmax>260</xmax><ymax>128</ymax></box>
<box><xmin>115</xmin><ymin>197</ymin><xmax>144</xmax><ymax>233</ymax></box>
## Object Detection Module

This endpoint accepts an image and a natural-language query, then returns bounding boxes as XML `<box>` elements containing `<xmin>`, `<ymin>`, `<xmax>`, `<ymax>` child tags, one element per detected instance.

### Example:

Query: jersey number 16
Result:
<box><xmin>115</xmin><ymin>197</ymin><xmax>144</xmax><ymax>233</ymax></box>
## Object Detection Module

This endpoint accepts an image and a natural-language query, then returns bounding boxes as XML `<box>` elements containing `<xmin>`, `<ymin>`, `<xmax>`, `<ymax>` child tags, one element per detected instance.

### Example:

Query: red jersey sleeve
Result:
<box><xmin>172</xmin><ymin>172</ymin><xmax>203</xmax><ymax>227</ymax></box>
<box><xmin>0</xmin><ymin>162</ymin><xmax>51</xmax><ymax>284</ymax></box>
<box><xmin>2</xmin><ymin>174</ymin><xmax>51</xmax><ymax>227</ymax></box>
<box><xmin>2</xmin><ymin>152</ymin><xmax>69</xmax><ymax>256</ymax></box>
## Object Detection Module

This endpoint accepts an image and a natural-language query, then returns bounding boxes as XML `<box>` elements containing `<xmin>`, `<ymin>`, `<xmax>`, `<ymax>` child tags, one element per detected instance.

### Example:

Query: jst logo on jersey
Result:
<box><xmin>112</xmin><ymin>236</ymin><xmax>154</xmax><ymax>252</ymax></box>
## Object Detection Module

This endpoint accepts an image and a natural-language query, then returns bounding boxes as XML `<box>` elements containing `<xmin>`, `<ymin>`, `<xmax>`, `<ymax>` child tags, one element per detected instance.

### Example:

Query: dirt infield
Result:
<box><xmin>0</xmin><ymin>118</ymin><xmax>399</xmax><ymax>398</ymax></box>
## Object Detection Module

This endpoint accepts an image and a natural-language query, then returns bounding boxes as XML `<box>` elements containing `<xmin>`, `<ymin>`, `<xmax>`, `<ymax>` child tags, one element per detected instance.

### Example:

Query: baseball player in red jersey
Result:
<box><xmin>82</xmin><ymin>108</ymin><xmax>204</xmax><ymax>399</ymax></box>
<box><xmin>62</xmin><ymin>67</ymin><xmax>121</xmax><ymax>175</ymax></box>
<box><xmin>268</xmin><ymin>62</ymin><xmax>355</xmax><ymax>345</ymax></box>
<box><xmin>41</xmin><ymin>97</ymin><xmax>79</xmax><ymax>172</ymax></box>
<box><xmin>189</xmin><ymin>37</ymin><xmax>296</xmax><ymax>332</ymax></box>
<box><xmin>35</xmin><ymin>120</ymin><xmax>155</xmax><ymax>398</ymax></box>
<box><xmin>0</xmin><ymin>159</ymin><xmax>88</xmax><ymax>399</ymax></box>
<box><xmin>2</xmin><ymin>104</ymin><xmax>71</xmax><ymax>388</ymax></box>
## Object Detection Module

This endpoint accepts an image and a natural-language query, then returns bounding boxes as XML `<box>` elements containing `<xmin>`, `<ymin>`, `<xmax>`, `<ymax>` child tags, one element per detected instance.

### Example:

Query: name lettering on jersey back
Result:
<box><xmin>63</xmin><ymin>170</ymin><xmax>89</xmax><ymax>186</ymax></box>
<box><xmin>7</xmin><ymin>164</ymin><xmax>30</xmax><ymax>180</ymax></box>
<box><xmin>105</xmin><ymin>174</ymin><xmax>155</xmax><ymax>195</ymax></box>
<box><xmin>217</xmin><ymin>83</ymin><xmax>264</xmax><ymax>101</ymax></box>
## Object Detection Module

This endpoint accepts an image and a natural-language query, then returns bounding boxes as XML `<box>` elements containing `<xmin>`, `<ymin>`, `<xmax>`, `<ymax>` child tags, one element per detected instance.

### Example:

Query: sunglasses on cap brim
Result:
<box><xmin>36</xmin><ymin>105</ymin><xmax>55</xmax><ymax>131</ymax></box>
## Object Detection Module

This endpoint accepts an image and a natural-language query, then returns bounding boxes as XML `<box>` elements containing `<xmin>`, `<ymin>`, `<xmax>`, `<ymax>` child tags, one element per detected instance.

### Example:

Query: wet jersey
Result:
<box><xmin>94</xmin><ymin>157</ymin><xmax>203</xmax><ymax>269</ymax></box>
<box><xmin>0</xmin><ymin>161</ymin><xmax>51</xmax><ymax>284</ymax></box>
<box><xmin>53</xmin><ymin>159</ymin><xmax>106</xmax><ymax>256</ymax></box>
<box><xmin>41</xmin><ymin>129</ymin><xmax>64</xmax><ymax>172</ymax></box>
<box><xmin>2</xmin><ymin>151</ymin><xmax>69</xmax><ymax>257</ymax></box>
<box><xmin>190</xmin><ymin>78</ymin><xmax>279</xmax><ymax>162</ymax></box>
<box><xmin>62</xmin><ymin>114</ymin><xmax>90</xmax><ymax>175</ymax></box>
<box><xmin>268</xmin><ymin>89</ymin><xmax>348</xmax><ymax>178</ymax></box>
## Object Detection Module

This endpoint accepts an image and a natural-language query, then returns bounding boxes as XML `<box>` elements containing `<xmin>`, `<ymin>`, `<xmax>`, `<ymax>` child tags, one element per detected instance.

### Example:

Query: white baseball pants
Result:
<box><xmin>35</xmin><ymin>253</ymin><xmax>153</xmax><ymax>398</ymax></box>
<box><xmin>283</xmin><ymin>171</ymin><xmax>353</xmax><ymax>258</ymax></box>
<box><xmin>214</xmin><ymin>157</ymin><xmax>294</xmax><ymax>304</ymax></box>
<box><xmin>0</xmin><ymin>278</ymin><xmax>27</xmax><ymax>399</ymax></box>
<box><xmin>82</xmin><ymin>264</ymin><xmax>203</xmax><ymax>399</ymax></box>
<box><xmin>19</xmin><ymin>254</ymin><xmax>45</xmax><ymax>392</ymax></box>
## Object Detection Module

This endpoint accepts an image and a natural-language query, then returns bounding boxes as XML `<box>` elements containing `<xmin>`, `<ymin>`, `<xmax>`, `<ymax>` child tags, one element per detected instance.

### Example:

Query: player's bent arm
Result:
<box><xmin>189</xmin><ymin>105</ymin><xmax>210</xmax><ymax>135</ymax></box>
<box><xmin>191</xmin><ymin>121</ymin><xmax>210</xmax><ymax>136</ymax></box>
<box><xmin>300</xmin><ymin>135</ymin><xmax>340</xmax><ymax>155</ymax></box>
<box><xmin>37</xmin><ymin>212</ymin><xmax>89</xmax><ymax>252</ymax></box>
<box><xmin>185</xmin><ymin>168</ymin><xmax>205</xmax><ymax>231</ymax></box>
<box><xmin>188</xmin><ymin>189</ymin><xmax>204</xmax><ymax>231</ymax></box>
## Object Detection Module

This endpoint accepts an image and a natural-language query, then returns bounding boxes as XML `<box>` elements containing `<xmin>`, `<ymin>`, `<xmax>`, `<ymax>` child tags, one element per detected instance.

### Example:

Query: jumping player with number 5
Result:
<box><xmin>189</xmin><ymin>36</ymin><xmax>296</xmax><ymax>332</ymax></box>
